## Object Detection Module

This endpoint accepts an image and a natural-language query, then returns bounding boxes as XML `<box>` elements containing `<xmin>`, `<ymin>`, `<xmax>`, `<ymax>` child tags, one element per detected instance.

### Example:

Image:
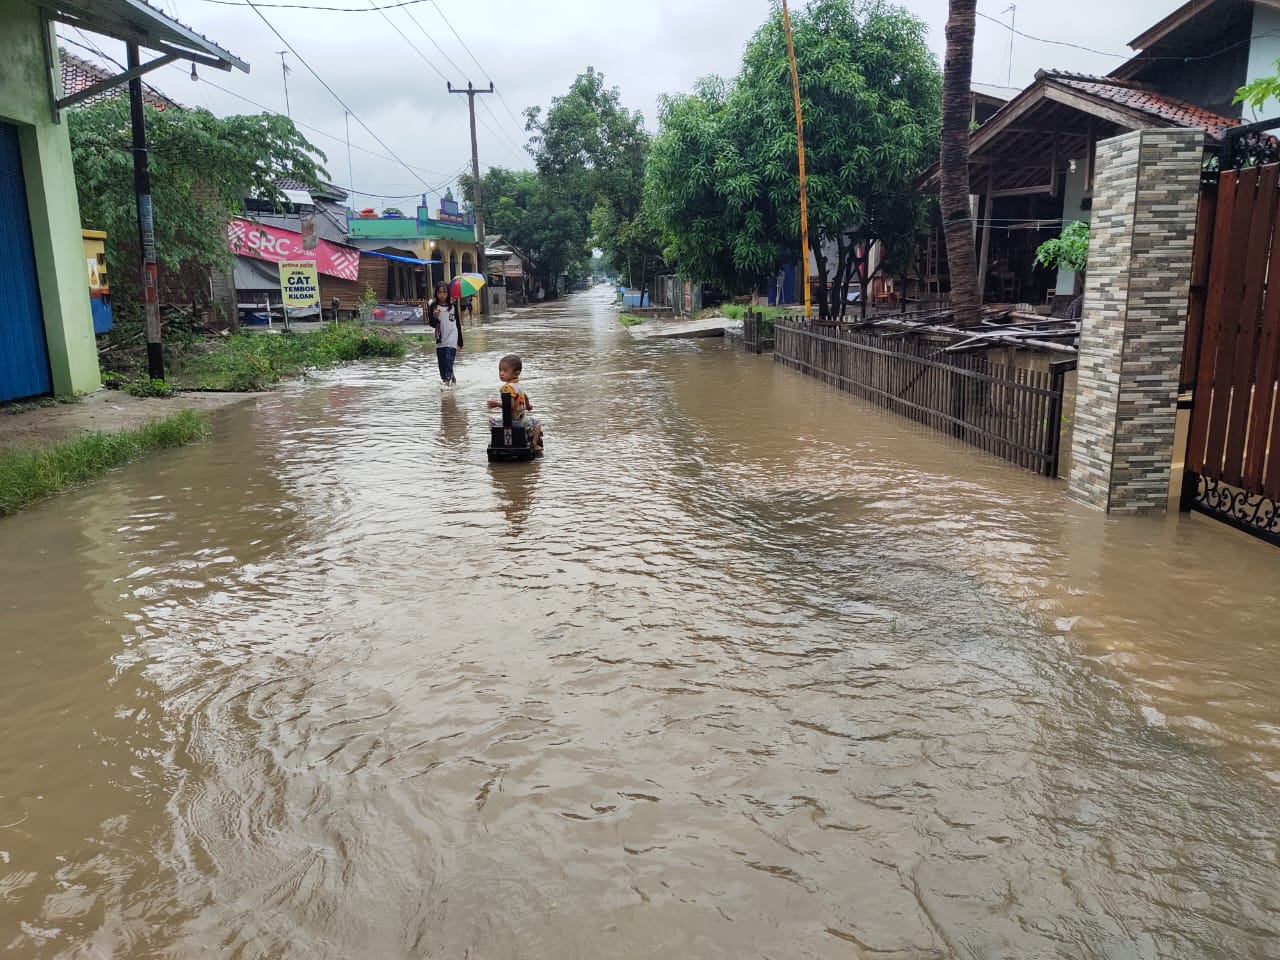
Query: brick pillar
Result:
<box><xmin>1068</xmin><ymin>128</ymin><xmax>1203</xmax><ymax>513</ymax></box>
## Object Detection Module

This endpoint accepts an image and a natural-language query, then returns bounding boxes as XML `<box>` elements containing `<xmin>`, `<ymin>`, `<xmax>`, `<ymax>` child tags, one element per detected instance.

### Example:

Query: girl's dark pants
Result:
<box><xmin>436</xmin><ymin>346</ymin><xmax>456</xmax><ymax>383</ymax></box>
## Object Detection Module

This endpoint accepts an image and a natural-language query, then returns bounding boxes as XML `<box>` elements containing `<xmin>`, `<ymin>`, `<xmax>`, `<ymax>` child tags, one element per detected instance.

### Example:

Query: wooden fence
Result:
<box><xmin>774</xmin><ymin>319</ymin><xmax>1073</xmax><ymax>477</ymax></box>
<box><xmin>742</xmin><ymin>312</ymin><xmax>774</xmax><ymax>354</ymax></box>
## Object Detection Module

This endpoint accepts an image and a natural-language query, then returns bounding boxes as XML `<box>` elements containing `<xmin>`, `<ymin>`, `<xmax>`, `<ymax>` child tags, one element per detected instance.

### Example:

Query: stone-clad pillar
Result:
<box><xmin>1068</xmin><ymin>128</ymin><xmax>1203</xmax><ymax>513</ymax></box>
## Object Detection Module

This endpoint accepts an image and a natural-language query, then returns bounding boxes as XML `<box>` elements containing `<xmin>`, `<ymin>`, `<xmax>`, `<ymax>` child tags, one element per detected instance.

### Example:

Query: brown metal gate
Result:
<box><xmin>1182</xmin><ymin>163</ymin><xmax>1280</xmax><ymax>545</ymax></box>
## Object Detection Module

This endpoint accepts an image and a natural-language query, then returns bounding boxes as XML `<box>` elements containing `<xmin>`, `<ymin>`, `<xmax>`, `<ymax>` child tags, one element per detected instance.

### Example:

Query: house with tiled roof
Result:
<box><xmin>0</xmin><ymin>0</ymin><xmax>244</xmax><ymax>403</ymax></box>
<box><xmin>59</xmin><ymin>47</ymin><xmax>180</xmax><ymax>111</ymax></box>
<box><xmin>916</xmin><ymin>0</ymin><xmax>1280</xmax><ymax>310</ymax></box>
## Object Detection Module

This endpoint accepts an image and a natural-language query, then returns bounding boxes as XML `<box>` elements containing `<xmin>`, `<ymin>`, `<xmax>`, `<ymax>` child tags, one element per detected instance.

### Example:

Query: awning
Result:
<box><xmin>281</xmin><ymin>188</ymin><xmax>314</xmax><ymax>207</ymax></box>
<box><xmin>45</xmin><ymin>0</ymin><xmax>247</xmax><ymax>111</ymax></box>
<box><xmin>362</xmin><ymin>250</ymin><xmax>441</xmax><ymax>266</ymax></box>
<box><xmin>233</xmin><ymin>255</ymin><xmax>281</xmax><ymax>292</ymax></box>
<box><xmin>485</xmin><ymin>247</ymin><xmax>513</xmax><ymax>259</ymax></box>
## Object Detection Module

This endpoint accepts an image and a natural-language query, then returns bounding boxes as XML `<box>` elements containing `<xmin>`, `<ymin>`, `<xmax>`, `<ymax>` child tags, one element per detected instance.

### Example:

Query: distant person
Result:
<box><xmin>487</xmin><ymin>354</ymin><xmax>543</xmax><ymax>453</ymax></box>
<box><xmin>462</xmin><ymin>296</ymin><xmax>475</xmax><ymax>322</ymax></box>
<box><xmin>427</xmin><ymin>282</ymin><xmax>462</xmax><ymax>388</ymax></box>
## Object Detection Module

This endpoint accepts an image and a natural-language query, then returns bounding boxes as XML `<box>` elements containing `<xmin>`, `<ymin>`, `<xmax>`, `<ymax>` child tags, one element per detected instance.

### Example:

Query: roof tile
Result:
<box><xmin>1039</xmin><ymin>70</ymin><xmax>1239</xmax><ymax>140</ymax></box>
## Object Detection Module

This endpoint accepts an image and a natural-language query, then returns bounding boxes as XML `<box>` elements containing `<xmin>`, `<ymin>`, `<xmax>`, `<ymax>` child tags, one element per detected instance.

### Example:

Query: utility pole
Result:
<box><xmin>127</xmin><ymin>42</ymin><xmax>163</xmax><ymax>380</ymax></box>
<box><xmin>277</xmin><ymin>50</ymin><xmax>291</xmax><ymax>118</ymax></box>
<box><xmin>781</xmin><ymin>0</ymin><xmax>812</xmax><ymax>320</ymax></box>
<box><xmin>448</xmin><ymin>81</ymin><xmax>493</xmax><ymax>314</ymax></box>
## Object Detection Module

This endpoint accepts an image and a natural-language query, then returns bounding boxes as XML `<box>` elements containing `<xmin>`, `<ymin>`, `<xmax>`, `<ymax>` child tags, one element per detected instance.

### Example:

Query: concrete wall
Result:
<box><xmin>0</xmin><ymin>0</ymin><xmax>100</xmax><ymax>396</ymax></box>
<box><xmin>1068</xmin><ymin>128</ymin><xmax>1202</xmax><ymax>514</ymax></box>
<box><xmin>1245</xmin><ymin>5</ymin><xmax>1280</xmax><ymax>118</ymax></box>
<box><xmin>1054</xmin><ymin>159</ymin><xmax>1093</xmax><ymax>296</ymax></box>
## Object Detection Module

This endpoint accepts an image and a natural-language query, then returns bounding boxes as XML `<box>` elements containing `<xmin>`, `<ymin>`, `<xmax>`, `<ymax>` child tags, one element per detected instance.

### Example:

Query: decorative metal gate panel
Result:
<box><xmin>0</xmin><ymin>121</ymin><xmax>53</xmax><ymax>403</ymax></box>
<box><xmin>1183</xmin><ymin>164</ymin><xmax>1280</xmax><ymax>545</ymax></box>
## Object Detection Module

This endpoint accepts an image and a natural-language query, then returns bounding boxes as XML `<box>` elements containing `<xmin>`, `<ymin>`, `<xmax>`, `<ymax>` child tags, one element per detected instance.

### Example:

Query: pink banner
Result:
<box><xmin>228</xmin><ymin>218</ymin><xmax>360</xmax><ymax>281</ymax></box>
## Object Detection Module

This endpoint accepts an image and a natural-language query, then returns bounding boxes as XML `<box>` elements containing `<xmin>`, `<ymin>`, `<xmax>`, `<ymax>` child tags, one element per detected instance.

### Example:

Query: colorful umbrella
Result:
<box><xmin>450</xmin><ymin>273</ymin><xmax>486</xmax><ymax>300</ymax></box>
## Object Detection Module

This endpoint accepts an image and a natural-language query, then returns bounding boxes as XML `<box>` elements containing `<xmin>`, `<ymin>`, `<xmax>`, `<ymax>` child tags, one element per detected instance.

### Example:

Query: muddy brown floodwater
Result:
<box><xmin>2</xmin><ymin>289</ymin><xmax>1279</xmax><ymax>959</ymax></box>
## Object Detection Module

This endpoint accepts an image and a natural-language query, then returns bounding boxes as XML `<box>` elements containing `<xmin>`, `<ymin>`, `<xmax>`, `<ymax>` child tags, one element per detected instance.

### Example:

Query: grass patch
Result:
<box><xmin>718</xmin><ymin>303</ymin><xmax>792</xmax><ymax>322</ymax></box>
<box><xmin>169</xmin><ymin>323</ymin><xmax>409</xmax><ymax>392</ymax></box>
<box><xmin>618</xmin><ymin>314</ymin><xmax>646</xmax><ymax>328</ymax></box>
<box><xmin>0</xmin><ymin>410</ymin><xmax>209</xmax><ymax>518</ymax></box>
<box><xmin>125</xmin><ymin>378</ymin><xmax>175</xmax><ymax>398</ymax></box>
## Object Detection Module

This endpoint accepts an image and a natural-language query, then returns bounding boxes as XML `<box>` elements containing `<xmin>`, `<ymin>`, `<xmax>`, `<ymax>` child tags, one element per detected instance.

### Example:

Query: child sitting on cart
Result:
<box><xmin>487</xmin><ymin>354</ymin><xmax>543</xmax><ymax>453</ymax></box>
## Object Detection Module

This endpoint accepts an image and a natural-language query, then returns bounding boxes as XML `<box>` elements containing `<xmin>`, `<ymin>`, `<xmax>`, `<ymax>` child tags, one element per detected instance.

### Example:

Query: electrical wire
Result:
<box><xmin>977</xmin><ymin>9</ymin><xmax>1280</xmax><ymax>66</ymax></box>
<box><xmin>182</xmin><ymin>70</ymin><xmax>454</xmax><ymax>178</ymax></box>
<box><xmin>423</xmin><ymin>0</ymin><xmax>529</xmax><ymax>135</ymax></box>
<box><xmin>397</xmin><ymin>0</ymin><xmax>530</xmax><ymax>143</ymax></box>
<box><xmin>357</xmin><ymin>0</ymin><xmax>529</xmax><ymax>165</ymax></box>
<box><xmin>478</xmin><ymin>97</ymin><xmax>530</xmax><ymax>161</ymax></box>
<box><xmin>58</xmin><ymin>34</ymin><xmax>460</xmax><ymax>198</ymax></box>
<box><xmin>391</xmin><ymin>0</ymin><xmax>469</xmax><ymax>82</ymax></box>
<box><xmin>243</xmin><ymin>0</ymin><xmax>428</xmax><ymax>189</ymax></box>
<box><xmin>196</xmin><ymin>0</ymin><xmax>435</xmax><ymax>10</ymax></box>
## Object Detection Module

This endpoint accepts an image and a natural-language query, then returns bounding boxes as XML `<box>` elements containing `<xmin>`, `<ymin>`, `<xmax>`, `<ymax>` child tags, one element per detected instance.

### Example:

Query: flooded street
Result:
<box><xmin>2</xmin><ymin>288</ymin><xmax>1279</xmax><ymax>958</ymax></box>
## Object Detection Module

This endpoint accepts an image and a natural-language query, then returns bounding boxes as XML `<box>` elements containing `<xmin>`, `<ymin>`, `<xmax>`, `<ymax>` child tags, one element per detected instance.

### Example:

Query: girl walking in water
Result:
<box><xmin>427</xmin><ymin>282</ymin><xmax>463</xmax><ymax>387</ymax></box>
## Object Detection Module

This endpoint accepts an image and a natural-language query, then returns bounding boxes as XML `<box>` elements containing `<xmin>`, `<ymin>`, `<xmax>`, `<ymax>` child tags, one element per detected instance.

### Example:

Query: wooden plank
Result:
<box><xmin>1222</xmin><ymin>164</ymin><xmax>1280</xmax><ymax>485</ymax></box>
<box><xmin>1264</xmin><ymin>382</ymin><xmax>1280</xmax><ymax>499</ymax></box>
<box><xmin>1205</xmin><ymin>168</ymin><xmax>1263</xmax><ymax>478</ymax></box>
<box><xmin>1245</xmin><ymin>182</ymin><xmax>1280</xmax><ymax>490</ymax></box>
<box><xmin>1181</xmin><ymin>184</ymin><xmax>1218</xmax><ymax>390</ymax></box>
<box><xmin>1189</xmin><ymin>175</ymin><xmax>1239</xmax><ymax>472</ymax></box>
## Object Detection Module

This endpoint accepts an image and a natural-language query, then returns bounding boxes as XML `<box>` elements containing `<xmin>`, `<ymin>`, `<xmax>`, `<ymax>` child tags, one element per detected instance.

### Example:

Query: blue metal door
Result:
<box><xmin>0</xmin><ymin>122</ymin><xmax>53</xmax><ymax>402</ymax></box>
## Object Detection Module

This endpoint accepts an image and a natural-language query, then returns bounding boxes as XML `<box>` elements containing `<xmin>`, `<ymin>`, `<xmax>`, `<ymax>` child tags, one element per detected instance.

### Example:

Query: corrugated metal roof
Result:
<box><xmin>44</xmin><ymin>0</ymin><xmax>247</xmax><ymax>72</ymax></box>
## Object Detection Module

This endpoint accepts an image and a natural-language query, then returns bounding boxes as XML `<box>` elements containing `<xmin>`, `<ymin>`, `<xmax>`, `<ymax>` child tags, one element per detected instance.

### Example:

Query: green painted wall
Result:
<box><xmin>0</xmin><ymin>0</ymin><xmax>100</xmax><ymax>396</ymax></box>
<box><xmin>347</xmin><ymin>216</ymin><xmax>477</xmax><ymax>243</ymax></box>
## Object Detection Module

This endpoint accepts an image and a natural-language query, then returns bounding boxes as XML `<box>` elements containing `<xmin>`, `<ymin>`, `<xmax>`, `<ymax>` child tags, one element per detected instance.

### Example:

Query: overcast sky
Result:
<box><xmin>65</xmin><ymin>0</ymin><xmax>1180</xmax><ymax>210</ymax></box>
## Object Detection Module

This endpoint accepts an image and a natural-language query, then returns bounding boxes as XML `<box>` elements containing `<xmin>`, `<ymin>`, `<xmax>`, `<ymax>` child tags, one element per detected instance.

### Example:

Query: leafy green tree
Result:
<box><xmin>646</xmin><ymin>0</ymin><xmax>941</xmax><ymax>317</ymax></box>
<box><xmin>1235</xmin><ymin>67</ymin><xmax>1280</xmax><ymax>113</ymax></box>
<box><xmin>646</xmin><ymin>77</ymin><xmax>769</xmax><ymax>293</ymax></box>
<box><xmin>1034</xmin><ymin>220</ymin><xmax>1089</xmax><ymax>274</ymax></box>
<box><xmin>69</xmin><ymin>97</ymin><xmax>325</xmax><ymax>326</ymax></box>
<box><xmin>525</xmin><ymin>67</ymin><xmax>656</xmax><ymax>292</ymax></box>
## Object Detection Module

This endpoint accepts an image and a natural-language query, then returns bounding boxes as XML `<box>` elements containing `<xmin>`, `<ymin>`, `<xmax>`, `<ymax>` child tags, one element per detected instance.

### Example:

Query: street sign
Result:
<box><xmin>278</xmin><ymin>260</ymin><xmax>321</xmax><ymax>329</ymax></box>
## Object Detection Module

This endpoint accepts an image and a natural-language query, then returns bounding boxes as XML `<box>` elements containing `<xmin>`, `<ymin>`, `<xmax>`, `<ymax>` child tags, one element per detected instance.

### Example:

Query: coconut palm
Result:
<box><xmin>940</xmin><ymin>0</ymin><xmax>981</xmax><ymax>326</ymax></box>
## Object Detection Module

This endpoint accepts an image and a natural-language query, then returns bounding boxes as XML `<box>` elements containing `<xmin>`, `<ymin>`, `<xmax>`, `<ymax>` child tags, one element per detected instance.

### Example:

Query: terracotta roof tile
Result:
<box><xmin>1038</xmin><ymin>70</ymin><xmax>1238</xmax><ymax>140</ymax></box>
<box><xmin>59</xmin><ymin>48</ymin><xmax>181</xmax><ymax>111</ymax></box>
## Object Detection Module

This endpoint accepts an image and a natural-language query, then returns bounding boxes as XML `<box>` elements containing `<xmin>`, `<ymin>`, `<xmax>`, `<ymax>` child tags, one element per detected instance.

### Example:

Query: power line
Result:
<box><xmin>64</xmin><ymin>36</ymin><xmax>453</xmax><ymax>179</ymax></box>
<box><xmin>478</xmin><ymin>96</ymin><xmax>529</xmax><ymax>161</ymax></box>
<box><xmin>420</xmin><ymin>0</ymin><xmax>525</xmax><ymax>131</ymax></box>
<box><xmin>361</xmin><ymin>0</ymin><xmax>448</xmax><ymax>83</ymax></box>
<box><xmin>196</xmin><ymin>0</ymin><xmax>435</xmax><ymax>10</ymax></box>
<box><xmin>976</xmin><ymin>10</ymin><xmax>1123</xmax><ymax>58</ymax></box>
<box><xmin>243</xmin><ymin>0</ymin><xmax>428</xmax><ymax>189</ymax></box>
<box><xmin>187</xmin><ymin>70</ymin><xmax>452</xmax><ymax>176</ymax></box>
<box><xmin>474</xmin><ymin>106</ymin><xmax>530</xmax><ymax>165</ymax></box>
<box><xmin>419</xmin><ymin>0</ymin><xmax>529</xmax><ymax>138</ymax></box>
<box><xmin>976</xmin><ymin>9</ymin><xmax>1280</xmax><ymax>66</ymax></box>
<box><xmin>60</xmin><ymin>33</ymin><xmax>459</xmax><ymax>192</ymax></box>
<box><xmin>394</xmin><ymin>0</ymin><xmax>470</xmax><ymax>82</ymax></box>
<box><xmin>359</xmin><ymin>0</ymin><xmax>527</xmax><ymax>164</ymax></box>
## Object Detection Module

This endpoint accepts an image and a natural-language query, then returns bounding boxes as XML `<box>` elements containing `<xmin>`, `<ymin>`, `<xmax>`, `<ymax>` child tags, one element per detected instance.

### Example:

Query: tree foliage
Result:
<box><xmin>463</xmin><ymin>69</ymin><xmax>657</xmax><ymax>293</ymax></box>
<box><xmin>1034</xmin><ymin>220</ymin><xmax>1089</xmax><ymax>274</ymax></box>
<box><xmin>1235</xmin><ymin>64</ymin><xmax>1280</xmax><ymax>113</ymax></box>
<box><xmin>69</xmin><ymin>97</ymin><xmax>325</xmax><ymax>321</ymax></box>
<box><xmin>525</xmin><ymin>66</ymin><xmax>654</xmax><ymax>283</ymax></box>
<box><xmin>645</xmin><ymin>0</ymin><xmax>941</xmax><ymax>315</ymax></box>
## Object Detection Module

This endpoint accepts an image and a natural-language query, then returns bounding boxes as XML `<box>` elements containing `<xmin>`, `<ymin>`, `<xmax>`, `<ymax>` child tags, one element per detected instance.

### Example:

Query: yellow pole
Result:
<box><xmin>781</xmin><ymin>0</ymin><xmax>811</xmax><ymax>320</ymax></box>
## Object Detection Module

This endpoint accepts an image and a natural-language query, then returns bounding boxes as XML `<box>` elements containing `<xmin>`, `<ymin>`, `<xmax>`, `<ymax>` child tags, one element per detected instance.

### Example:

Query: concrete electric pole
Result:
<box><xmin>448</xmin><ymin>81</ymin><xmax>493</xmax><ymax>315</ymax></box>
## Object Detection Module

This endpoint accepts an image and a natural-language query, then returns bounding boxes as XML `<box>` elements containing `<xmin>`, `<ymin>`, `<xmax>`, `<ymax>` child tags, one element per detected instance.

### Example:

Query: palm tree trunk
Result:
<box><xmin>941</xmin><ymin>0</ymin><xmax>982</xmax><ymax>327</ymax></box>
